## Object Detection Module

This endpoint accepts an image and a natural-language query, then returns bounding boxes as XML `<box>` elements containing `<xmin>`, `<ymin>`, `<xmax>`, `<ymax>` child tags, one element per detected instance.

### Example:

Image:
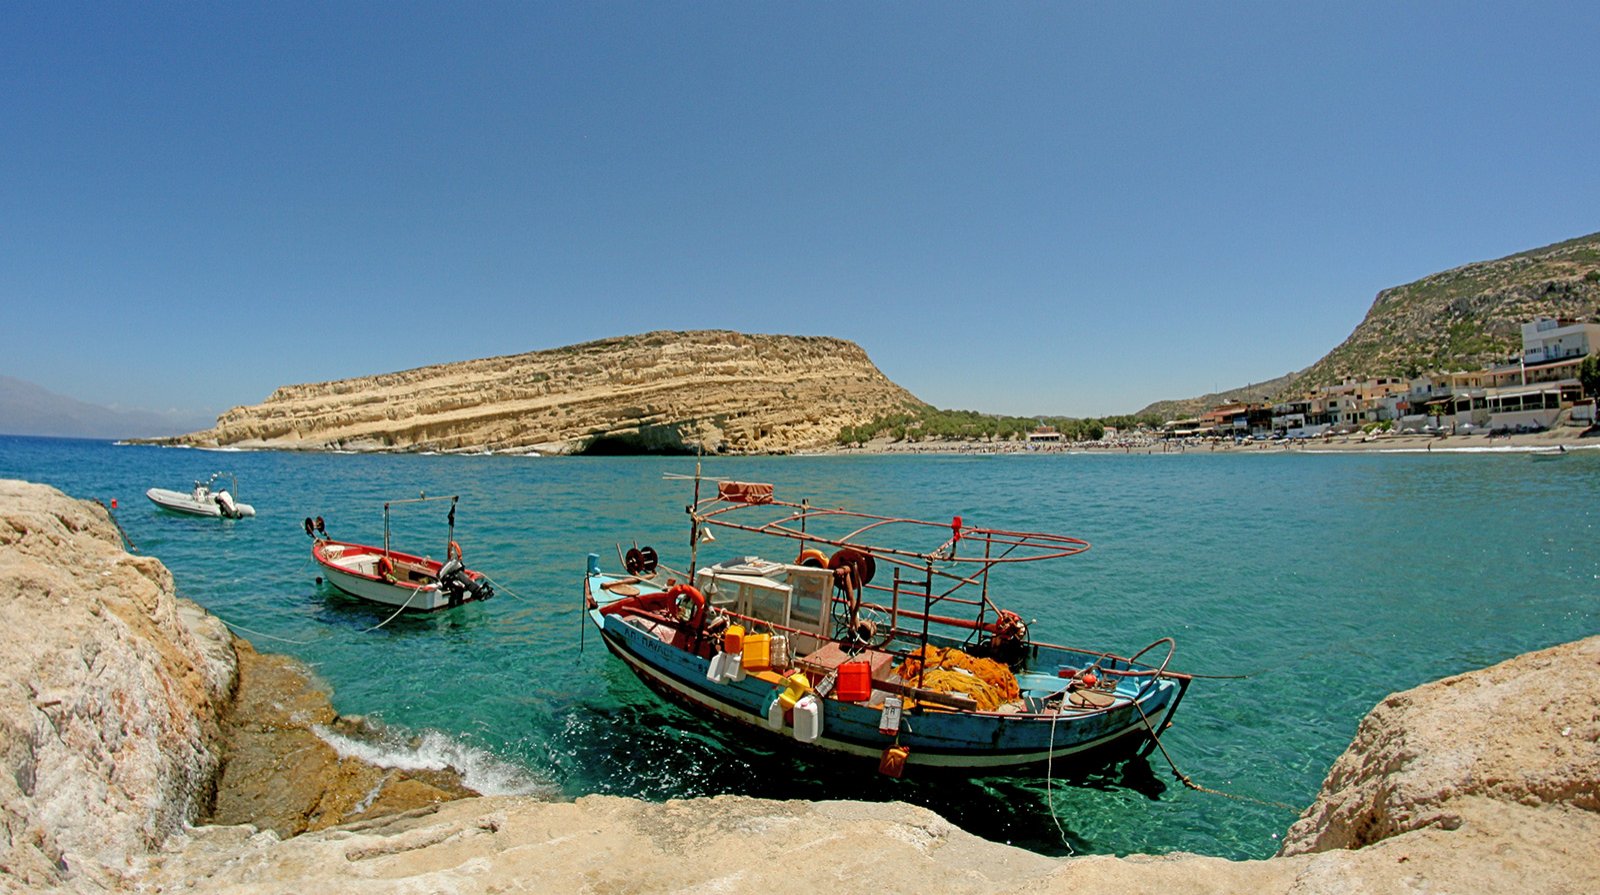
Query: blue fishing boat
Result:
<box><xmin>583</xmin><ymin>475</ymin><xmax>1192</xmax><ymax>777</ymax></box>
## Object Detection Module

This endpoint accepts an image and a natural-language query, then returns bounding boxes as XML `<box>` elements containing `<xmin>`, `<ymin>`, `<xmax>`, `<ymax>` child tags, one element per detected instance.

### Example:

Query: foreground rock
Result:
<box><xmin>166</xmin><ymin>330</ymin><xmax>925</xmax><ymax>455</ymax></box>
<box><xmin>206</xmin><ymin>643</ymin><xmax>477</xmax><ymax>839</ymax></box>
<box><xmin>0</xmin><ymin>481</ymin><xmax>476</xmax><ymax>891</ymax></box>
<box><xmin>0</xmin><ymin>480</ymin><xmax>234</xmax><ymax>890</ymax></box>
<box><xmin>131</xmin><ymin>639</ymin><xmax>1598</xmax><ymax>895</ymax></box>
<box><xmin>1280</xmin><ymin>635</ymin><xmax>1600</xmax><ymax>854</ymax></box>
<box><xmin>2</xmin><ymin>479</ymin><xmax>1595</xmax><ymax>893</ymax></box>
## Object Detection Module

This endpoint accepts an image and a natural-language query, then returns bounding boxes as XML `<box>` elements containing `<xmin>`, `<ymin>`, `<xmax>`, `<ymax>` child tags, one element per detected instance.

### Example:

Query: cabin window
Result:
<box><xmin>702</xmin><ymin>578</ymin><xmax>735</xmax><ymax>609</ymax></box>
<box><xmin>786</xmin><ymin>569</ymin><xmax>830</xmax><ymax>633</ymax></box>
<box><xmin>746</xmin><ymin>584</ymin><xmax>791</xmax><ymax>627</ymax></box>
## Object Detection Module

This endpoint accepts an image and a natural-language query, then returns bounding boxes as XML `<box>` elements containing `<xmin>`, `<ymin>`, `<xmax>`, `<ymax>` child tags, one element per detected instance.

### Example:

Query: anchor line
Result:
<box><xmin>1043</xmin><ymin>696</ymin><xmax>1077</xmax><ymax>856</ymax></box>
<box><xmin>96</xmin><ymin>499</ymin><xmax>138</xmax><ymax>553</ymax></box>
<box><xmin>1131</xmin><ymin>699</ymin><xmax>1300</xmax><ymax>813</ymax></box>
<box><xmin>360</xmin><ymin>584</ymin><xmax>424</xmax><ymax>633</ymax></box>
<box><xmin>479</xmin><ymin>573</ymin><xmax>530</xmax><ymax>602</ymax></box>
<box><xmin>216</xmin><ymin>618</ymin><xmax>320</xmax><ymax>647</ymax></box>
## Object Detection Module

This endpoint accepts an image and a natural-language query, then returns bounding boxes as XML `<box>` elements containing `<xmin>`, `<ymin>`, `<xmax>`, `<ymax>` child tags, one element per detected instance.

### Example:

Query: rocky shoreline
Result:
<box><xmin>2</xmin><ymin>479</ymin><xmax>1595</xmax><ymax>893</ymax></box>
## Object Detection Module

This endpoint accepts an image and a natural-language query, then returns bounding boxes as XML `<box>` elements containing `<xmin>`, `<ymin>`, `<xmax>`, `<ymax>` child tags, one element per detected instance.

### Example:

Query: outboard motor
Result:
<box><xmin>438</xmin><ymin>558</ymin><xmax>493</xmax><ymax>605</ymax></box>
<box><xmin>215</xmin><ymin>490</ymin><xmax>240</xmax><ymax>519</ymax></box>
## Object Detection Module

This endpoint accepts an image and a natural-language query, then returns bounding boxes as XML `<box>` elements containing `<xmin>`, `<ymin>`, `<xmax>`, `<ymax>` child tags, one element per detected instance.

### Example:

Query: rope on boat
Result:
<box><xmin>1132</xmin><ymin>699</ymin><xmax>1300</xmax><ymax>813</ymax></box>
<box><xmin>1043</xmin><ymin>689</ymin><xmax>1077</xmax><ymax>855</ymax></box>
<box><xmin>96</xmin><ymin>499</ymin><xmax>138</xmax><ymax>553</ymax></box>
<box><xmin>360</xmin><ymin>584</ymin><xmax>423</xmax><ymax>633</ymax></box>
<box><xmin>479</xmin><ymin>573</ymin><xmax>531</xmax><ymax>602</ymax></box>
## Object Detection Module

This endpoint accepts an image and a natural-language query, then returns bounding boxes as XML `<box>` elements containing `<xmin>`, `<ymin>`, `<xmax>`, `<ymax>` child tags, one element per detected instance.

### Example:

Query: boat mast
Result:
<box><xmin>382</xmin><ymin>502</ymin><xmax>391</xmax><ymax>558</ymax></box>
<box><xmin>447</xmin><ymin>496</ymin><xmax>457</xmax><ymax>560</ymax></box>
<box><xmin>688</xmin><ymin>457</ymin><xmax>702</xmax><ymax>579</ymax></box>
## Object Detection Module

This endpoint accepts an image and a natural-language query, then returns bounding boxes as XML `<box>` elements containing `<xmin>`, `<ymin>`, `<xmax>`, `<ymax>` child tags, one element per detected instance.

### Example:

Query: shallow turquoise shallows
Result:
<box><xmin>3</xmin><ymin>436</ymin><xmax>1596</xmax><ymax>859</ymax></box>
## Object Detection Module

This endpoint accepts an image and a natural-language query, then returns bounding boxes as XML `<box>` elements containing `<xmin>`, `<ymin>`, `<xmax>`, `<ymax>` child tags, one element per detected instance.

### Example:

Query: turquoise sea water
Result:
<box><xmin>3</xmin><ymin>436</ymin><xmax>1596</xmax><ymax>859</ymax></box>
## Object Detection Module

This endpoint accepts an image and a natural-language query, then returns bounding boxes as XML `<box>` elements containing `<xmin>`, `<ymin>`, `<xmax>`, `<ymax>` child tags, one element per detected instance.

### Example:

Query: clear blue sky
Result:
<box><xmin>4</xmin><ymin>3</ymin><xmax>1597</xmax><ymax>421</ymax></box>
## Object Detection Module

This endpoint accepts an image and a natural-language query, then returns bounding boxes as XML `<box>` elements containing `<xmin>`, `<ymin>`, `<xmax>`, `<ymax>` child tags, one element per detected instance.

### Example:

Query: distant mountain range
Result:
<box><xmin>0</xmin><ymin>376</ymin><xmax>216</xmax><ymax>439</ymax></box>
<box><xmin>1139</xmin><ymin>231</ymin><xmax>1600</xmax><ymax>419</ymax></box>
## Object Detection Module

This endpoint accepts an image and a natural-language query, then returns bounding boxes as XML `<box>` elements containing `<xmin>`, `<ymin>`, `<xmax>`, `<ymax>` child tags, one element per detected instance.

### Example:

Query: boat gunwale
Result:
<box><xmin>590</xmin><ymin>607</ymin><xmax>1183</xmax><ymax>763</ymax></box>
<box><xmin>590</xmin><ymin>581</ymin><xmax>1187</xmax><ymax>723</ymax></box>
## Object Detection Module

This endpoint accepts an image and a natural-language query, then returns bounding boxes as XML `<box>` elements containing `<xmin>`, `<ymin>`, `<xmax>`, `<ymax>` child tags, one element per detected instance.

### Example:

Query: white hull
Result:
<box><xmin>320</xmin><ymin>564</ymin><xmax>452</xmax><ymax>610</ymax></box>
<box><xmin>146</xmin><ymin>487</ymin><xmax>256</xmax><ymax>518</ymax></box>
<box><xmin>311</xmin><ymin>540</ymin><xmax>491</xmax><ymax>612</ymax></box>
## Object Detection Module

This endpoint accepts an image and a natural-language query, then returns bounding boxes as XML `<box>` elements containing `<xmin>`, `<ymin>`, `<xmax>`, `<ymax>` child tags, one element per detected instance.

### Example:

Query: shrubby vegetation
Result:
<box><xmin>836</xmin><ymin>408</ymin><xmax>1160</xmax><ymax>446</ymax></box>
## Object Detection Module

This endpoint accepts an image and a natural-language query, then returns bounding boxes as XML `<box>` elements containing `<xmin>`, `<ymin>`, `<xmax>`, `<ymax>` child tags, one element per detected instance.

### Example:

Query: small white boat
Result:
<box><xmin>306</xmin><ymin>496</ymin><xmax>493</xmax><ymax>612</ymax></box>
<box><xmin>146</xmin><ymin>473</ymin><xmax>255</xmax><ymax>518</ymax></box>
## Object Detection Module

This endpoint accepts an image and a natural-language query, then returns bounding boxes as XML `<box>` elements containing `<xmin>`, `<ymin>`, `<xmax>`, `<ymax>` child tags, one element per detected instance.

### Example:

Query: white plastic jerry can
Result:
<box><xmin>766</xmin><ymin>695</ymin><xmax>786</xmax><ymax>730</ymax></box>
<box><xmin>792</xmin><ymin>694</ymin><xmax>823</xmax><ymax>743</ymax></box>
<box><xmin>706</xmin><ymin>652</ymin><xmax>729</xmax><ymax>684</ymax></box>
<box><xmin>878</xmin><ymin>695</ymin><xmax>903</xmax><ymax>736</ymax></box>
<box><xmin>727</xmin><ymin>652</ymin><xmax>746</xmax><ymax>682</ymax></box>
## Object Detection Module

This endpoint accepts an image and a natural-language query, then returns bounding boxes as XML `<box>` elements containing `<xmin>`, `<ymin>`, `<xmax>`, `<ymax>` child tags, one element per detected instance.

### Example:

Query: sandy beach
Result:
<box><xmin>818</xmin><ymin>425</ymin><xmax>1600</xmax><ymax>457</ymax></box>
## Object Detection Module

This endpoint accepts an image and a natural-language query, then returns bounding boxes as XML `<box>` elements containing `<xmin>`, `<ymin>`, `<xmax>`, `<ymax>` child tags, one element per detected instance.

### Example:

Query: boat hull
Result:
<box><xmin>146</xmin><ymin>487</ymin><xmax>255</xmax><ymax>518</ymax></box>
<box><xmin>312</xmin><ymin>540</ymin><xmax>489</xmax><ymax>612</ymax></box>
<box><xmin>590</xmin><ymin>606</ymin><xmax>1186</xmax><ymax>773</ymax></box>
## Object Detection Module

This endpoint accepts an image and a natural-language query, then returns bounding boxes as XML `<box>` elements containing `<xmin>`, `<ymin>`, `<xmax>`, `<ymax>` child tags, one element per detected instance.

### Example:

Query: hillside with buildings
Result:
<box><xmin>1140</xmin><ymin>232</ymin><xmax>1600</xmax><ymax>420</ymax></box>
<box><xmin>1300</xmin><ymin>231</ymin><xmax>1600</xmax><ymax>387</ymax></box>
<box><xmin>1164</xmin><ymin>316</ymin><xmax>1598</xmax><ymax>440</ymax></box>
<box><xmin>1142</xmin><ymin>232</ymin><xmax>1600</xmax><ymax>439</ymax></box>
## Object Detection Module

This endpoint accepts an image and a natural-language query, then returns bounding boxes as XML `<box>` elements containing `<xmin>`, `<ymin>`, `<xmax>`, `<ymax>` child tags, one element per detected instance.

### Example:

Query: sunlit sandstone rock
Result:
<box><xmin>168</xmin><ymin>330</ymin><xmax>926</xmax><ymax>455</ymax></box>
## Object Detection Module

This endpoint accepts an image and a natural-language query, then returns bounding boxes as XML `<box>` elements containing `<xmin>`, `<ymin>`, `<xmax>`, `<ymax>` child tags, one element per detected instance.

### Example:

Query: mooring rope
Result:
<box><xmin>1043</xmin><ymin>690</ymin><xmax>1077</xmax><ymax>855</ymax></box>
<box><xmin>95</xmin><ymin>499</ymin><xmax>138</xmax><ymax>553</ymax></box>
<box><xmin>479</xmin><ymin>573</ymin><xmax>531</xmax><ymax>602</ymax></box>
<box><xmin>360</xmin><ymin>584</ymin><xmax>424</xmax><ymax>633</ymax></box>
<box><xmin>218</xmin><ymin>618</ymin><xmax>320</xmax><ymax>647</ymax></box>
<box><xmin>1132</xmin><ymin>698</ymin><xmax>1300</xmax><ymax>813</ymax></box>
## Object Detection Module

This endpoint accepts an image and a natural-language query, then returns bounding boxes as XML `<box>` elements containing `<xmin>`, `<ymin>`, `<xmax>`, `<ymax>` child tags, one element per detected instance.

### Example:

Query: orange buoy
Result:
<box><xmin>879</xmin><ymin>744</ymin><xmax>910</xmax><ymax>778</ymax></box>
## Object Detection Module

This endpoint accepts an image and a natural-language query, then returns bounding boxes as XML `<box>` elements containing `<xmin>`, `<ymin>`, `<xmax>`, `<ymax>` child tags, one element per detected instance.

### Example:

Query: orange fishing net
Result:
<box><xmin>893</xmin><ymin>645</ymin><xmax>1020</xmax><ymax>710</ymax></box>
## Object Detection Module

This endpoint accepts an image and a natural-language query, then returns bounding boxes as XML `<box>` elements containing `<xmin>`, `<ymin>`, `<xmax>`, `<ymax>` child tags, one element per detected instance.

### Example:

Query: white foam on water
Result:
<box><xmin>313</xmin><ymin>724</ymin><xmax>556</xmax><ymax>798</ymax></box>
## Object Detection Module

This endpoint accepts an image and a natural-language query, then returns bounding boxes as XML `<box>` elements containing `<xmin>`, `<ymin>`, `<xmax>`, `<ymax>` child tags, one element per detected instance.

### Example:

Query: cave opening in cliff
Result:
<box><xmin>578</xmin><ymin>434</ymin><xmax>698</xmax><ymax>456</ymax></box>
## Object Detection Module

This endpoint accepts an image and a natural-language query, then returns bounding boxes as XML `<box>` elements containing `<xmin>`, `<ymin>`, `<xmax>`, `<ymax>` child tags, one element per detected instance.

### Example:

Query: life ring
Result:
<box><xmin>664</xmin><ymin>583</ymin><xmax>707</xmax><ymax>628</ymax></box>
<box><xmin>796</xmin><ymin>548</ymin><xmax>828</xmax><ymax>568</ymax></box>
<box><xmin>449</xmin><ymin>540</ymin><xmax>464</xmax><ymax>562</ymax></box>
<box><xmin>376</xmin><ymin>556</ymin><xmax>395</xmax><ymax>580</ymax></box>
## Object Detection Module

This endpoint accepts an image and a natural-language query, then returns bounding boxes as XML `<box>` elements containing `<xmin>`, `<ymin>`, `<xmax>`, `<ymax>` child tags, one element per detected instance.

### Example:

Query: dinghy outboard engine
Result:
<box><xmin>438</xmin><ymin>558</ymin><xmax>494</xmax><ymax>605</ymax></box>
<box><xmin>215</xmin><ymin>490</ymin><xmax>241</xmax><ymax>519</ymax></box>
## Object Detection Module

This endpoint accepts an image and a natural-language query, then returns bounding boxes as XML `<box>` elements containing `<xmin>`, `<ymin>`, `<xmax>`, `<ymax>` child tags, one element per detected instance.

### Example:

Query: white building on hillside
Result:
<box><xmin>1521</xmin><ymin>317</ymin><xmax>1600</xmax><ymax>365</ymax></box>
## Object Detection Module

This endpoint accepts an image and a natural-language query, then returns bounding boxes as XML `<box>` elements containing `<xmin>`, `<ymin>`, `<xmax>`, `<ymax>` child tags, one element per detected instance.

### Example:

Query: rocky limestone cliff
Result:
<box><xmin>1140</xmin><ymin>231</ymin><xmax>1600</xmax><ymax>418</ymax></box>
<box><xmin>0</xmin><ymin>481</ymin><xmax>484</xmax><ymax>892</ymax></box>
<box><xmin>1279</xmin><ymin>635</ymin><xmax>1600</xmax><ymax>855</ymax></box>
<box><xmin>171</xmin><ymin>331</ymin><xmax>926</xmax><ymax>455</ymax></box>
<box><xmin>0</xmin><ymin>480</ymin><xmax>235</xmax><ymax>890</ymax></box>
